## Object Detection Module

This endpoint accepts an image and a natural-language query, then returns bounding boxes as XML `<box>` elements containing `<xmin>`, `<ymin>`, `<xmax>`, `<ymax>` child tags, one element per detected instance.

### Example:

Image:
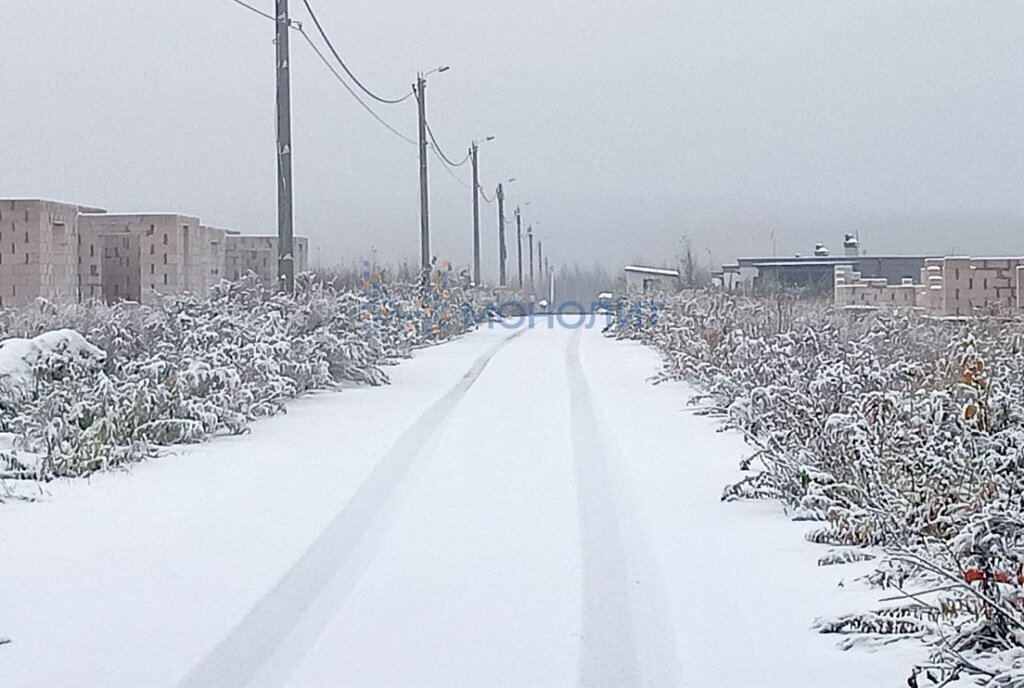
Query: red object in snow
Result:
<box><xmin>963</xmin><ymin>568</ymin><xmax>1024</xmax><ymax>585</ymax></box>
<box><xmin>964</xmin><ymin>568</ymin><xmax>985</xmax><ymax>583</ymax></box>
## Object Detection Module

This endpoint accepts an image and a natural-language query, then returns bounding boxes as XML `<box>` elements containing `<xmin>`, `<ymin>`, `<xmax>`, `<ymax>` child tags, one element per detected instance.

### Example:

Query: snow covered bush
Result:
<box><xmin>611</xmin><ymin>291</ymin><xmax>1024</xmax><ymax>685</ymax></box>
<box><xmin>0</xmin><ymin>267</ymin><xmax>490</xmax><ymax>490</ymax></box>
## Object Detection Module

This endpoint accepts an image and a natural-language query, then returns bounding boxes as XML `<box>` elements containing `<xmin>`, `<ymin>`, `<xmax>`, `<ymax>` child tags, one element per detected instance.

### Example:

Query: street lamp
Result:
<box><xmin>493</xmin><ymin>176</ymin><xmax>517</xmax><ymax>288</ymax></box>
<box><xmin>470</xmin><ymin>135</ymin><xmax>497</xmax><ymax>285</ymax></box>
<box><xmin>527</xmin><ymin>224</ymin><xmax>535</xmax><ymax>293</ymax></box>
<box><xmin>514</xmin><ymin>199</ymin><xmax>531</xmax><ymax>290</ymax></box>
<box><xmin>415</xmin><ymin>65</ymin><xmax>451</xmax><ymax>278</ymax></box>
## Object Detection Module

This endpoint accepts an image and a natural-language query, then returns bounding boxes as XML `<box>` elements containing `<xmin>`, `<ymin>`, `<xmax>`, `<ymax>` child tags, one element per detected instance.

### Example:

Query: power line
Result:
<box><xmin>226</xmin><ymin>0</ymin><xmax>276</xmax><ymax>21</ymax></box>
<box><xmin>430</xmin><ymin>145</ymin><xmax>472</xmax><ymax>190</ymax></box>
<box><xmin>424</xmin><ymin>119</ymin><xmax>470</xmax><ymax>167</ymax></box>
<box><xmin>300</xmin><ymin>0</ymin><xmax>414</xmax><ymax>105</ymax></box>
<box><xmin>221</xmin><ymin>0</ymin><xmax>416</xmax><ymax>145</ymax></box>
<box><xmin>479</xmin><ymin>186</ymin><xmax>494</xmax><ymax>204</ymax></box>
<box><xmin>224</xmin><ymin>0</ymin><xmax>484</xmax><ymax>195</ymax></box>
<box><xmin>296</xmin><ymin>27</ymin><xmax>418</xmax><ymax>145</ymax></box>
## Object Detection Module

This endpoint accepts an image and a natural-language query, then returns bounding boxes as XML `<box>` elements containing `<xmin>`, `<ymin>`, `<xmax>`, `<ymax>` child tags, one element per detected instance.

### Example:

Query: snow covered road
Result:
<box><xmin>1</xmin><ymin>322</ymin><xmax>922</xmax><ymax>687</ymax></box>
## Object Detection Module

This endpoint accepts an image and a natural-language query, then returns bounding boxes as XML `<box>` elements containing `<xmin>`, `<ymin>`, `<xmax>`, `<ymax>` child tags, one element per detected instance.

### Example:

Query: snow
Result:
<box><xmin>0</xmin><ymin>329</ymin><xmax>105</xmax><ymax>387</ymax></box>
<box><xmin>624</xmin><ymin>265</ymin><xmax>681</xmax><ymax>278</ymax></box>
<box><xmin>0</xmin><ymin>323</ymin><xmax>924</xmax><ymax>686</ymax></box>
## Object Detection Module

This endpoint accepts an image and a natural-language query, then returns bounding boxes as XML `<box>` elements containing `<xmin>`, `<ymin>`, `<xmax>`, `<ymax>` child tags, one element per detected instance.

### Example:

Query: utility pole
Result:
<box><xmin>415</xmin><ymin>73</ymin><xmax>430</xmax><ymax>279</ymax></box>
<box><xmin>275</xmin><ymin>0</ymin><xmax>294</xmax><ymax>292</ymax></box>
<box><xmin>537</xmin><ymin>240</ymin><xmax>543</xmax><ymax>288</ymax></box>
<box><xmin>515</xmin><ymin>207</ymin><xmax>523</xmax><ymax>289</ymax></box>
<box><xmin>470</xmin><ymin>143</ymin><xmax>481</xmax><ymax>285</ymax></box>
<box><xmin>547</xmin><ymin>257</ymin><xmax>554</xmax><ymax>303</ymax></box>
<box><xmin>528</xmin><ymin>225</ymin><xmax>534</xmax><ymax>291</ymax></box>
<box><xmin>496</xmin><ymin>184</ymin><xmax>507</xmax><ymax>287</ymax></box>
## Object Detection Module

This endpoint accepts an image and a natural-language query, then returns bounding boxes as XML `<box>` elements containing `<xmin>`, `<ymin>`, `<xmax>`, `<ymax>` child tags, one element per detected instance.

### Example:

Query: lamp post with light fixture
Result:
<box><xmin>414</xmin><ymin>65</ymin><xmax>450</xmax><ymax>278</ymax></box>
<box><xmin>470</xmin><ymin>135</ymin><xmax>496</xmax><ymax>285</ymax></box>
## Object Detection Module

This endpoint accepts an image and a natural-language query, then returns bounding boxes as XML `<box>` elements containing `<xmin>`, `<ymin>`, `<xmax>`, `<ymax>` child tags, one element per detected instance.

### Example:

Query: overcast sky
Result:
<box><xmin>2</xmin><ymin>1</ymin><xmax>1022</xmax><ymax>278</ymax></box>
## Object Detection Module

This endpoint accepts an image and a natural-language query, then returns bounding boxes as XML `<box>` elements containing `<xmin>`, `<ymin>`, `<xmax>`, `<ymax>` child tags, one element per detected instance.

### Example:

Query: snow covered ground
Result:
<box><xmin>0</xmin><ymin>321</ymin><xmax>924</xmax><ymax>686</ymax></box>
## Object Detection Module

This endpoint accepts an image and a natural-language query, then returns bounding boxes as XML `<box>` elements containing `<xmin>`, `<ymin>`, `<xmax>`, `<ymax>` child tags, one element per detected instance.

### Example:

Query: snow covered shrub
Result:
<box><xmin>612</xmin><ymin>290</ymin><xmax>1024</xmax><ymax>684</ymax></box>
<box><xmin>0</xmin><ymin>269</ymin><xmax>486</xmax><ymax>486</ymax></box>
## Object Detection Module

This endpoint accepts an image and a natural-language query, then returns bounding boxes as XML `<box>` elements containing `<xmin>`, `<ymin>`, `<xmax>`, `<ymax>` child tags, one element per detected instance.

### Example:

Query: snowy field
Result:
<box><xmin>0</xmin><ymin>321</ymin><xmax>923</xmax><ymax>686</ymax></box>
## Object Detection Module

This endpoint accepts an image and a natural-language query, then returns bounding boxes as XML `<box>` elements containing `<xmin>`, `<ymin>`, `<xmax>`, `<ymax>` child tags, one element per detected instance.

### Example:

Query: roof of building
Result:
<box><xmin>79</xmin><ymin>211</ymin><xmax>201</xmax><ymax>219</ymax></box>
<box><xmin>1</xmin><ymin>198</ymin><xmax>107</xmax><ymax>213</ymax></box>
<box><xmin>624</xmin><ymin>265</ymin><xmax>680</xmax><ymax>277</ymax></box>
<box><xmin>740</xmin><ymin>259</ymin><xmax>853</xmax><ymax>269</ymax></box>
<box><xmin>737</xmin><ymin>255</ymin><xmax>934</xmax><ymax>268</ymax></box>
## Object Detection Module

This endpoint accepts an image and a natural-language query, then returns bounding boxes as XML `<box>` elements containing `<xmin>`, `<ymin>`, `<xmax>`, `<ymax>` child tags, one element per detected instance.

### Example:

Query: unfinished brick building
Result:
<box><xmin>79</xmin><ymin>212</ymin><xmax>208</xmax><ymax>303</ymax></box>
<box><xmin>836</xmin><ymin>256</ymin><xmax>1024</xmax><ymax>317</ymax></box>
<box><xmin>225</xmin><ymin>233</ymin><xmax>309</xmax><ymax>286</ymax></box>
<box><xmin>0</xmin><ymin>199</ymin><xmax>106</xmax><ymax>307</ymax></box>
<box><xmin>0</xmin><ymin>198</ymin><xmax>309</xmax><ymax>306</ymax></box>
<box><xmin>917</xmin><ymin>257</ymin><xmax>1024</xmax><ymax>316</ymax></box>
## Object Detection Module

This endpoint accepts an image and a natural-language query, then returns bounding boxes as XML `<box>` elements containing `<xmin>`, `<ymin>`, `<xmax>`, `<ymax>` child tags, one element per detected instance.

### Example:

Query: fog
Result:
<box><xmin>1</xmin><ymin>0</ymin><xmax>1022</xmax><ymax>279</ymax></box>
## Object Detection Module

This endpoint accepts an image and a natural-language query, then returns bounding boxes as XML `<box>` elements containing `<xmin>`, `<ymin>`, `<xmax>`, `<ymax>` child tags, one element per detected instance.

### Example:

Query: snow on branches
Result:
<box><xmin>0</xmin><ymin>270</ymin><xmax>491</xmax><ymax>489</ymax></box>
<box><xmin>611</xmin><ymin>291</ymin><xmax>1024</xmax><ymax>685</ymax></box>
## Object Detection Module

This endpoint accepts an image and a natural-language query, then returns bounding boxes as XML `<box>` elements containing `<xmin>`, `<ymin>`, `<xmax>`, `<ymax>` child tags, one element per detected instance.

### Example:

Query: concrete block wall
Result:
<box><xmin>81</xmin><ymin>213</ymin><xmax>178</xmax><ymax>303</ymax></box>
<box><xmin>840</xmin><ymin>256</ymin><xmax>1024</xmax><ymax>317</ymax></box>
<box><xmin>834</xmin><ymin>264</ymin><xmax>918</xmax><ymax>308</ymax></box>
<box><xmin>1018</xmin><ymin>266</ymin><xmax>1024</xmax><ymax>311</ymax></box>
<box><xmin>916</xmin><ymin>261</ymin><xmax>944</xmax><ymax>313</ymax></box>
<box><xmin>226</xmin><ymin>234</ymin><xmax>278</xmax><ymax>285</ymax></box>
<box><xmin>103</xmin><ymin>233</ymin><xmax>141</xmax><ymax>302</ymax></box>
<box><xmin>197</xmin><ymin>225</ymin><xmax>228</xmax><ymax>292</ymax></box>
<box><xmin>833</xmin><ymin>264</ymin><xmax>856</xmax><ymax>306</ymax></box>
<box><xmin>936</xmin><ymin>257</ymin><xmax>1024</xmax><ymax>316</ymax></box>
<box><xmin>138</xmin><ymin>215</ymin><xmax>201</xmax><ymax>302</ymax></box>
<box><xmin>295</xmin><ymin>237</ymin><xmax>309</xmax><ymax>275</ymax></box>
<box><xmin>0</xmin><ymin>199</ymin><xmax>89</xmax><ymax>307</ymax></box>
<box><xmin>79</xmin><ymin>221</ymin><xmax>105</xmax><ymax>301</ymax></box>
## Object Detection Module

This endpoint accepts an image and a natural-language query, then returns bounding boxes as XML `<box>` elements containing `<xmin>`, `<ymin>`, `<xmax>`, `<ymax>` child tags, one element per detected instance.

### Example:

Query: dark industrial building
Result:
<box><xmin>736</xmin><ymin>236</ymin><xmax>935</xmax><ymax>292</ymax></box>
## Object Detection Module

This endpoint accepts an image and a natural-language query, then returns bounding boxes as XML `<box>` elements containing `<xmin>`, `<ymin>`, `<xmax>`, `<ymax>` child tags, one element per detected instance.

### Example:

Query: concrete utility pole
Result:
<box><xmin>275</xmin><ymin>0</ymin><xmax>294</xmax><ymax>292</ymax></box>
<box><xmin>528</xmin><ymin>225</ymin><xmax>534</xmax><ymax>291</ymax></box>
<box><xmin>496</xmin><ymin>184</ymin><xmax>507</xmax><ymax>287</ymax></box>
<box><xmin>537</xmin><ymin>240</ymin><xmax>543</xmax><ymax>293</ymax></box>
<box><xmin>547</xmin><ymin>258</ymin><xmax>554</xmax><ymax>303</ymax></box>
<box><xmin>515</xmin><ymin>207</ymin><xmax>523</xmax><ymax>289</ymax></box>
<box><xmin>470</xmin><ymin>143</ymin><xmax>481</xmax><ymax>285</ymax></box>
<box><xmin>415</xmin><ymin>74</ymin><xmax>430</xmax><ymax>279</ymax></box>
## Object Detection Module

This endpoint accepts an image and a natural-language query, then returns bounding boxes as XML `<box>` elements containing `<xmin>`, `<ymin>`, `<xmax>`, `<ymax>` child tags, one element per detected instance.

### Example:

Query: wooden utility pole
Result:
<box><xmin>275</xmin><ymin>0</ymin><xmax>294</xmax><ymax>292</ymax></box>
<box><xmin>496</xmin><ymin>184</ymin><xmax>507</xmax><ymax>287</ymax></box>
<box><xmin>415</xmin><ymin>74</ymin><xmax>430</xmax><ymax>278</ymax></box>
<box><xmin>470</xmin><ymin>143</ymin><xmax>481</xmax><ymax>285</ymax></box>
<box><xmin>515</xmin><ymin>207</ymin><xmax>523</xmax><ymax>289</ymax></box>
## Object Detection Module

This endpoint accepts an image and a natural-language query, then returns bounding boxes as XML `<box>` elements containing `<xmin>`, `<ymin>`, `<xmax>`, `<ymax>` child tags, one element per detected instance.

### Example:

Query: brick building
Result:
<box><xmin>225</xmin><ymin>233</ymin><xmax>309</xmax><ymax>286</ymax></box>
<box><xmin>79</xmin><ymin>212</ymin><xmax>209</xmax><ymax>303</ymax></box>
<box><xmin>918</xmin><ymin>257</ymin><xmax>1024</xmax><ymax>316</ymax></box>
<box><xmin>0</xmin><ymin>199</ymin><xmax>105</xmax><ymax>307</ymax></box>
<box><xmin>836</xmin><ymin>256</ymin><xmax>1024</xmax><ymax>317</ymax></box>
<box><xmin>834</xmin><ymin>266</ymin><xmax>918</xmax><ymax>308</ymax></box>
<box><xmin>0</xmin><ymin>198</ymin><xmax>309</xmax><ymax>306</ymax></box>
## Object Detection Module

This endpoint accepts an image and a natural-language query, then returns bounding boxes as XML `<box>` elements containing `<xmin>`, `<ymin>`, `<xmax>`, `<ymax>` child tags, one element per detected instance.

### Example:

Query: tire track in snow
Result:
<box><xmin>179</xmin><ymin>328</ymin><xmax>524</xmax><ymax>688</ymax></box>
<box><xmin>566</xmin><ymin>329</ymin><xmax>680</xmax><ymax>687</ymax></box>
